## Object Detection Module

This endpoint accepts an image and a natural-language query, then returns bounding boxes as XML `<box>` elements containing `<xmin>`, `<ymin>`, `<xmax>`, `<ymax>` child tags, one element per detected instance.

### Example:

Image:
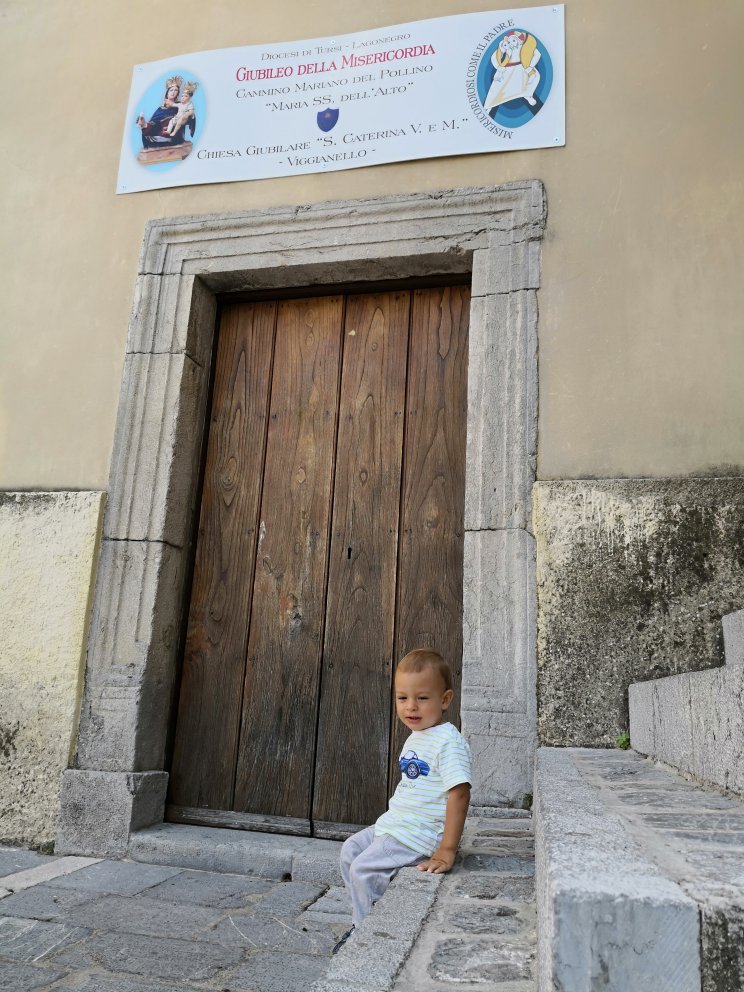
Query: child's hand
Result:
<box><xmin>417</xmin><ymin>847</ymin><xmax>456</xmax><ymax>873</ymax></box>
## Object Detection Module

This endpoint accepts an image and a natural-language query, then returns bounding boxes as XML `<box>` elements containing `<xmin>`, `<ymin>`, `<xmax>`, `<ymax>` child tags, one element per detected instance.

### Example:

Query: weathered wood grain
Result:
<box><xmin>312</xmin><ymin>291</ymin><xmax>411</xmax><ymax>827</ymax></box>
<box><xmin>234</xmin><ymin>296</ymin><xmax>344</xmax><ymax>818</ymax></box>
<box><xmin>166</xmin><ymin>805</ymin><xmax>311</xmax><ymax>836</ymax></box>
<box><xmin>389</xmin><ymin>287</ymin><xmax>470</xmax><ymax>789</ymax></box>
<box><xmin>169</xmin><ymin>302</ymin><xmax>276</xmax><ymax>809</ymax></box>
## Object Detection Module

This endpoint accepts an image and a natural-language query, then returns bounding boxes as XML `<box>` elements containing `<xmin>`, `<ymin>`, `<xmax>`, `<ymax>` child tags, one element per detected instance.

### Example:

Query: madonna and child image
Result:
<box><xmin>132</xmin><ymin>71</ymin><xmax>205</xmax><ymax>168</ymax></box>
<box><xmin>477</xmin><ymin>28</ymin><xmax>553</xmax><ymax>129</ymax></box>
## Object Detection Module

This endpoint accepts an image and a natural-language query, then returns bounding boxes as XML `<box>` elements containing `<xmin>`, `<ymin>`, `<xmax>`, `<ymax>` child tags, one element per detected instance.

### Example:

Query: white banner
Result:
<box><xmin>116</xmin><ymin>6</ymin><xmax>564</xmax><ymax>194</ymax></box>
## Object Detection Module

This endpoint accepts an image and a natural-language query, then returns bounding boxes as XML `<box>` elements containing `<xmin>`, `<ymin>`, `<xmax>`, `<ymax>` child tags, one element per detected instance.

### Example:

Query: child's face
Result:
<box><xmin>395</xmin><ymin>668</ymin><xmax>453</xmax><ymax>733</ymax></box>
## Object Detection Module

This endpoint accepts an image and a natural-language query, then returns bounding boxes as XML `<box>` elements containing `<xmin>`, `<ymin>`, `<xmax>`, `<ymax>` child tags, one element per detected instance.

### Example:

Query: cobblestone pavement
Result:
<box><xmin>0</xmin><ymin>851</ymin><xmax>353</xmax><ymax>991</ymax></box>
<box><xmin>0</xmin><ymin>814</ymin><xmax>536</xmax><ymax>992</ymax></box>
<box><xmin>394</xmin><ymin>814</ymin><xmax>536</xmax><ymax>992</ymax></box>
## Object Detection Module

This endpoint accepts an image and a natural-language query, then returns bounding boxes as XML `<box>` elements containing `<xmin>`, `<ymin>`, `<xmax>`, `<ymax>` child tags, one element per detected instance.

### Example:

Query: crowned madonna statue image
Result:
<box><xmin>136</xmin><ymin>75</ymin><xmax>198</xmax><ymax>165</ymax></box>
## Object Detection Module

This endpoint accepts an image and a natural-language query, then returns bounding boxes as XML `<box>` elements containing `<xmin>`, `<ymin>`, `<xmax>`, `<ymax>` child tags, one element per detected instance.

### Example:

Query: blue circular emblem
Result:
<box><xmin>476</xmin><ymin>29</ymin><xmax>553</xmax><ymax>129</ymax></box>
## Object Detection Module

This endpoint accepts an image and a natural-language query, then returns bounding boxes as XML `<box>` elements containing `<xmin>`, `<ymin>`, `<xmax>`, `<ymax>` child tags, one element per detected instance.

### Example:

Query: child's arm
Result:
<box><xmin>417</xmin><ymin>782</ymin><xmax>471</xmax><ymax>873</ymax></box>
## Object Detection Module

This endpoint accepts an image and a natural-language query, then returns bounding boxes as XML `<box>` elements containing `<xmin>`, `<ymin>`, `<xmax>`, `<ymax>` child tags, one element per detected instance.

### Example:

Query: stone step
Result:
<box><xmin>535</xmin><ymin>747</ymin><xmax>744</xmax><ymax>992</ymax></box>
<box><xmin>128</xmin><ymin>822</ymin><xmax>343</xmax><ymax>885</ymax></box>
<box><xmin>629</xmin><ymin>608</ymin><xmax>744</xmax><ymax>795</ymax></box>
<box><xmin>390</xmin><ymin>817</ymin><xmax>536</xmax><ymax>992</ymax></box>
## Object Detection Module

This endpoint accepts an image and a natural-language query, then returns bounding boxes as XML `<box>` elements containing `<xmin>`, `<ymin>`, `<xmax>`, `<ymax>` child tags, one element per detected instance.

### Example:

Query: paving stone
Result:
<box><xmin>0</xmin><ymin>850</ymin><xmax>57</xmax><ymax>880</ymax></box>
<box><xmin>305</xmin><ymin>885</ymin><xmax>352</xmax><ymax>916</ymax></box>
<box><xmin>145</xmin><ymin>868</ymin><xmax>273</xmax><ymax>907</ymax></box>
<box><xmin>469</xmin><ymin>807</ymin><xmax>531</xmax><ymax>819</ymax></box>
<box><xmin>397</xmin><ymin>981</ymin><xmax>534</xmax><ymax>992</ymax></box>
<box><xmin>663</xmin><ymin>829</ymin><xmax>744</xmax><ymax>847</ymax></box>
<box><xmin>428</xmin><ymin>937</ymin><xmax>534</xmax><ymax>983</ymax></box>
<box><xmin>251</xmin><ymin>881</ymin><xmax>327</xmax><ymax>918</ymax></box>
<box><xmin>43</xmin><ymin>939</ymin><xmax>98</xmax><ymax>971</ymax></box>
<box><xmin>613</xmin><ymin>790</ymin><xmax>736</xmax><ymax>810</ymax></box>
<box><xmin>0</xmin><ymin>959</ymin><xmax>65</xmax><ymax>990</ymax></box>
<box><xmin>76</xmin><ymin>929</ymin><xmax>243</xmax><ymax>983</ymax></box>
<box><xmin>444</xmin><ymin>903</ymin><xmax>523</xmax><ymax>935</ymax></box>
<box><xmin>213</xmin><ymin>911</ymin><xmax>341</xmax><ymax>955</ymax></box>
<box><xmin>0</xmin><ymin>917</ymin><xmax>89</xmax><ymax>963</ymax></box>
<box><xmin>53</xmin><ymin>977</ymin><xmax>191</xmax><ymax>992</ymax></box>
<box><xmin>312</xmin><ymin>981</ymin><xmax>383</xmax><ymax>992</ymax></box>
<box><xmin>640</xmin><ymin>812</ymin><xmax>744</xmax><ymax>830</ymax></box>
<box><xmin>223</xmin><ymin>949</ymin><xmax>330</xmax><ymax>991</ymax></box>
<box><xmin>0</xmin><ymin>884</ymin><xmax>101</xmax><ymax>920</ymax></box>
<box><xmin>466</xmin><ymin>820</ymin><xmax>533</xmax><ymax>835</ymax></box>
<box><xmin>46</xmin><ymin>860</ymin><xmax>181</xmax><ymax>896</ymax></box>
<box><xmin>61</xmin><ymin>893</ymin><xmax>225</xmax><ymax>939</ymax></box>
<box><xmin>300</xmin><ymin>910</ymin><xmax>353</xmax><ymax>926</ymax></box>
<box><xmin>461</xmin><ymin>854</ymin><xmax>535</xmax><ymax>877</ymax></box>
<box><xmin>357</xmin><ymin>871</ymin><xmax>442</xmax><ymax>945</ymax></box>
<box><xmin>0</xmin><ymin>858</ymin><xmax>101</xmax><ymax>894</ymax></box>
<box><xmin>323</xmin><ymin>931</ymin><xmax>411</xmax><ymax>987</ymax></box>
<box><xmin>465</xmin><ymin>836</ymin><xmax>536</xmax><ymax>853</ymax></box>
<box><xmin>682</xmin><ymin>849</ymin><xmax>744</xmax><ymax>877</ymax></box>
<box><xmin>454</xmin><ymin>875</ymin><xmax>535</xmax><ymax>901</ymax></box>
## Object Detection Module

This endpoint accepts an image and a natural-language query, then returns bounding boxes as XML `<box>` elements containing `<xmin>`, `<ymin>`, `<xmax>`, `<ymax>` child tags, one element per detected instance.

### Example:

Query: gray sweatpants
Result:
<box><xmin>340</xmin><ymin>825</ymin><xmax>424</xmax><ymax>925</ymax></box>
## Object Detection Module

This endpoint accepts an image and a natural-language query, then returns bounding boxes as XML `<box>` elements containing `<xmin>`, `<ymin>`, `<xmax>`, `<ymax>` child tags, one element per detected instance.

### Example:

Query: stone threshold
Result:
<box><xmin>128</xmin><ymin>822</ymin><xmax>344</xmax><ymax>885</ymax></box>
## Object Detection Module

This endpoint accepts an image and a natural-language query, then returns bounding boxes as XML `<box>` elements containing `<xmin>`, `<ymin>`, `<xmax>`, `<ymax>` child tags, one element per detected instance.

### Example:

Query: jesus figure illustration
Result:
<box><xmin>483</xmin><ymin>30</ymin><xmax>541</xmax><ymax>113</ymax></box>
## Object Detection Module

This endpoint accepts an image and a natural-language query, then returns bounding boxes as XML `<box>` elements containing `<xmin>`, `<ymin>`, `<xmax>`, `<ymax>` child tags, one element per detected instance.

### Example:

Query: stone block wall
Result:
<box><xmin>534</xmin><ymin>479</ymin><xmax>744</xmax><ymax>747</ymax></box>
<box><xmin>0</xmin><ymin>492</ymin><xmax>104</xmax><ymax>848</ymax></box>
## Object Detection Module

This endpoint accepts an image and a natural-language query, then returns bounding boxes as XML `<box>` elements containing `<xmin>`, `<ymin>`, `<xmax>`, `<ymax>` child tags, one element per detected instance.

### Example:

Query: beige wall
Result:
<box><xmin>1</xmin><ymin>0</ymin><xmax>743</xmax><ymax>488</ymax></box>
<box><xmin>0</xmin><ymin>492</ymin><xmax>104</xmax><ymax>847</ymax></box>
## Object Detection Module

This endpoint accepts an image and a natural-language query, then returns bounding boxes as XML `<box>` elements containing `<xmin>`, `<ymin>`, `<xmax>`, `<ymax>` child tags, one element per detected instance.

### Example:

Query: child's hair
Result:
<box><xmin>397</xmin><ymin>648</ymin><xmax>452</xmax><ymax>692</ymax></box>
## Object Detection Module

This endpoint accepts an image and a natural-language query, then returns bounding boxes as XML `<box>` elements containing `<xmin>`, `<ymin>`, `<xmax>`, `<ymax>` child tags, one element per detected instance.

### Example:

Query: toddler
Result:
<box><xmin>337</xmin><ymin>648</ymin><xmax>471</xmax><ymax>949</ymax></box>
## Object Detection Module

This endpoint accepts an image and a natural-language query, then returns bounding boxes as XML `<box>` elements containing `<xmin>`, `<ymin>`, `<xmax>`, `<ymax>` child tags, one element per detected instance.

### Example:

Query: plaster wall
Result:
<box><xmin>535</xmin><ymin>479</ymin><xmax>744</xmax><ymax>747</ymax></box>
<box><xmin>2</xmin><ymin>0</ymin><xmax>744</xmax><ymax>489</ymax></box>
<box><xmin>0</xmin><ymin>492</ymin><xmax>104</xmax><ymax>848</ymax></box>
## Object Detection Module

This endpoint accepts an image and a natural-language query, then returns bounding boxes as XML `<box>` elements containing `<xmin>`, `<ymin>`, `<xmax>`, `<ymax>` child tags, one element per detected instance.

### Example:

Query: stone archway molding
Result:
<box><xmin>57</xmin><ymin>184</ymin><xmax>544</xmax><ymax>856</ymax></box>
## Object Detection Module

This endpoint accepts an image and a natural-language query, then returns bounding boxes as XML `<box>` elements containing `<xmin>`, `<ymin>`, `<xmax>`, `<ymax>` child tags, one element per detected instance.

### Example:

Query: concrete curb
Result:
<box><xmin>534</xmin><ymin>748</ymin><xmax>701</xmax><ymax>992</ymax></box>
<box><xmin>311</xmin><ymin>868</ymin><xmax>444</xmax><ymax>992</ymax></box>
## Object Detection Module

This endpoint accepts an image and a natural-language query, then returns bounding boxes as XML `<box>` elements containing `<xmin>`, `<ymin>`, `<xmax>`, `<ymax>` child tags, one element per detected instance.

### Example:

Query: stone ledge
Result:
<box><xmin>127</xmin><ymin>822</ymin><xmax>343</xmax><ymax>884</ymax></box>
<box><xmin>567</xmin><ymin>748</ymin><xmax>744</xmax><ymax>992</ymax></box>
<box><xmin>312</xmin><ymin>868</ymin><xmax>443</xmax><ymax>992</ymax></box>
<box><xmin>630</xmin><ymin>608</ymin><xmax>744</xmax><ymax>796</ymax></box>
<box><xmin>534</xmin><ymin>748</ymin><xmax>701</xmax><ymax>992</ymax></box>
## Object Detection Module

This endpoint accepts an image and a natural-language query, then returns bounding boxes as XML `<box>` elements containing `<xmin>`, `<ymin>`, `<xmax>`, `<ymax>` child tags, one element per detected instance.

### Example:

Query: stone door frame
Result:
<box><xmin>57</xmin><ymin>183</ymin><xmax>544</xmax><ymax>856</ymax></box>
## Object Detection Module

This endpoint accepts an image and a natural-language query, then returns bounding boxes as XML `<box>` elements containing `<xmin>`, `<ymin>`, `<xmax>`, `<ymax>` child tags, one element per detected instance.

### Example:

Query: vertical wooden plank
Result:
<box><xmin>312</xmin><ymin>291</ymin><xmax>411</xmax><ymax>827</ymax></box>
<box><xmin>169</xmin><ymin>302</ymin><xmax>276</xmax><ymax>810</ymax></box>
<box><xmin>234</xmin><ymin>296</ymin><xmax>344</xmax><ymax>819</ymax></box>
<box><xmin>389</xmin><ymin>287</ymin><xmax>470</xmax><ymax>789</ymax></box>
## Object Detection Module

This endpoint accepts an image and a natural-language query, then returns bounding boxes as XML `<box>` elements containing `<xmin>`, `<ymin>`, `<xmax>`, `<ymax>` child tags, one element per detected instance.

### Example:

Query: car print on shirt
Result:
<box><xmin>399</xmin><ymin>750</ymin><xmax>430</xmax><ymax>779</ymax></box>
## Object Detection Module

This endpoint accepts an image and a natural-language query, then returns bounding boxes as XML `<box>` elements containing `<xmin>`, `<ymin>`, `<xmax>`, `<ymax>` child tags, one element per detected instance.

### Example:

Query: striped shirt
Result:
<box><xmin>374</xmin><ymin>722</ymin><xmax>472</xmax><ymax>856</ymax></box>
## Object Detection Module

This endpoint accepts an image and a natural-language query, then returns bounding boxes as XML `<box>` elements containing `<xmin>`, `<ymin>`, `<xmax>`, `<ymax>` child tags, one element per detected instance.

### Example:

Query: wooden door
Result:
<box><xmin>168</xmin><ymin>285</ymin><xmax>469</xmax><ymax>836</ymax></box>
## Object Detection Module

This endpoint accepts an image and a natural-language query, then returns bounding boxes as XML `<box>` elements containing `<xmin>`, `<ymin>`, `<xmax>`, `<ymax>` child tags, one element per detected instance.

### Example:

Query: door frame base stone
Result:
<box><xmin>57</xmin><ymin>183</ymin><xmax>545</xmax><ymax>856</ymax></box>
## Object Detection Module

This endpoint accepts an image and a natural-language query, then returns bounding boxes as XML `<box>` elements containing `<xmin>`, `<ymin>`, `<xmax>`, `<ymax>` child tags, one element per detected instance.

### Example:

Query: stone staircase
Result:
<box><xmin>630</xmin><ymin>608</ymin><xmax>744</xmax><ymax>797</ymax></box>
<box><xmin>535</xmin><ymin>747</ymin><xmax>744</xmax><ymax>991</ymax></box>
<box><xmin>534</xmin><ymin>606</ymin><xmax>744</xmax><ymax>992</ymax></box>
